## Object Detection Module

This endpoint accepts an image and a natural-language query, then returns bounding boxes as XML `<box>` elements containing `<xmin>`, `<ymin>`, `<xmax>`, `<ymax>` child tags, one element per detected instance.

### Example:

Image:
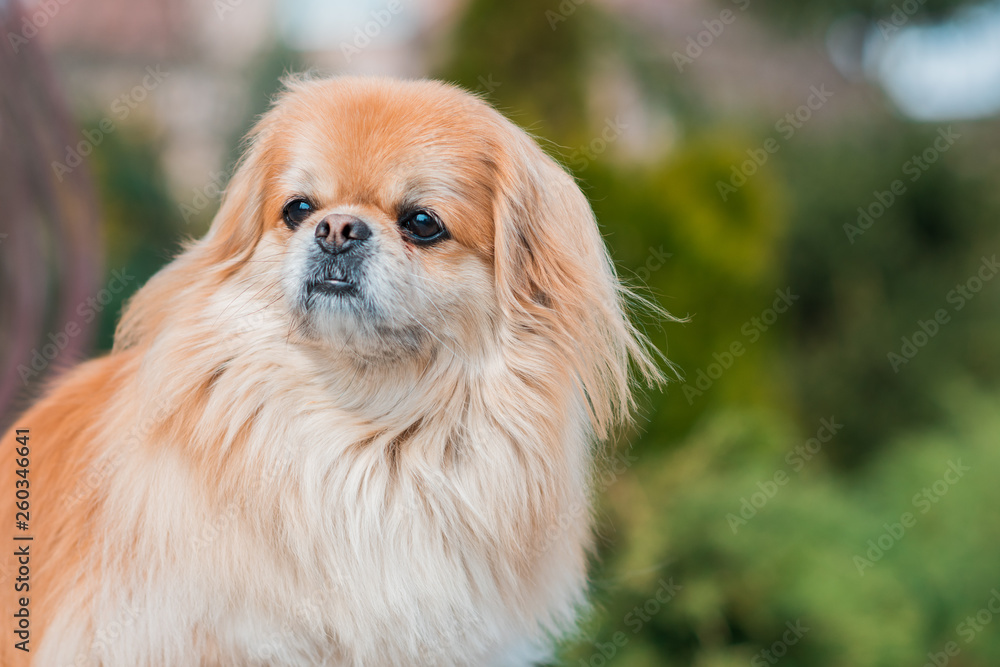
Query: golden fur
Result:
<box><xmin>1</xmin><ymin>76</ymin><xmax>659</xmax><ymax>666</ymax></box>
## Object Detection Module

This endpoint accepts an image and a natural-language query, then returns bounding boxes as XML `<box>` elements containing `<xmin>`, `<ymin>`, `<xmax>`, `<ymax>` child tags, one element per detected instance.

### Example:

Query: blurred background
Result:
<box><xmin>2</xmin><ymin>0</ymin><xmax>1000</xmax><ymax>664</ymax></box>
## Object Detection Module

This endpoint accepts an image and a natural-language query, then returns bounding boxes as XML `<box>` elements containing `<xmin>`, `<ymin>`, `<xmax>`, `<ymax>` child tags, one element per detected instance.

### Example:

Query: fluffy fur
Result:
<box><xmin>1</xmin><ymin>76</ymin><xmax>660</xmax><ymax>666</ymax></box>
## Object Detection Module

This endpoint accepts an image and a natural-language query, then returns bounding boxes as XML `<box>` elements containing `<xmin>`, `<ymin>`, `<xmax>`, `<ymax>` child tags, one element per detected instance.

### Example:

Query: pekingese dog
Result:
<box><xmin>1</xmin><ymin>75</ymin><xmax>660</xmax><ymax>666</ymax></box>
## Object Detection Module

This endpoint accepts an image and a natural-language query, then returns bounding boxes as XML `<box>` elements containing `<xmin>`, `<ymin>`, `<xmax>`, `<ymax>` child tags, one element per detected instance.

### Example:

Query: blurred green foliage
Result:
<box><xmin>778</xmin><ymin>123</ymin><xmax>1000</xmax><ymax>466</ymax></box>
<box><xmin>440</xmin><ymin>0</ymin><xmax>593</xmax><ymax>137</ymax></box>
<box><xmin>574</xmin><ymin>384</ymin><xmax>1000</xmax><ymax>666</ymax></box>
<box><xmin>88</xmin><ymin>124</ymin><xmax>183</xmax><ymax>350</ymax></box>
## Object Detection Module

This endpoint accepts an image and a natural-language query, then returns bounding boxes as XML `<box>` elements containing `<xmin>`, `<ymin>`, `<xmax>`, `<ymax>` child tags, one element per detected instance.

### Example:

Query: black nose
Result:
<box><xmin>314</xmin><ymin>214</ymin><xmax>371</xmax><ymax>254</ymax></box>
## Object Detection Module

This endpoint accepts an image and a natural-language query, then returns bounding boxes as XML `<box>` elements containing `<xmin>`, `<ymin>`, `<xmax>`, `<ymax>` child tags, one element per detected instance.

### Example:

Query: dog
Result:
<box><xmin>1</xmin><ymin>75</ymin><xmax>661</xmax><ymax>666</ymax></box>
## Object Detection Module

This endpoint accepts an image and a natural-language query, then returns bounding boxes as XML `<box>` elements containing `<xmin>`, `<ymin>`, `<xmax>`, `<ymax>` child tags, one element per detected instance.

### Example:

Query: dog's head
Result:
<box><xmin>119</xmin><ymin>76</ymin><xmax>659</xmax><ymax>434</ymax></box>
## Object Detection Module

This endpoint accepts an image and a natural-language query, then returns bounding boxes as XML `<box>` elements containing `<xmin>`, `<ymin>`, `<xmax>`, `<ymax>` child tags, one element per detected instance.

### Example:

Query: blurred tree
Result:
<box><xmin>750</xmin><ymin>0</ymin><xmax>977</xmax><ymax>32</ymax></box>
<box><xmin>584</xmin><ymin>144</ymin><xmax>789</xmax><ymax>449</ymax></box>
<box><xmin>436</xmin><ymin>0</ymin><xmax>593</xmax><ymax>142</ymax></box>
<box><xmin>86</xmin><ymin>124</ymin><xmax>185</xmax><ymax>350</ymax></box>
<box><xmin>570</xmin><ymin>384</ymin><xmax>1000</xmax><ymax>667</ymax></box>
<box><xmin>778</xmin><ymin>122</ymin><xmax>1000</xmax><ymax>466</ymax></box>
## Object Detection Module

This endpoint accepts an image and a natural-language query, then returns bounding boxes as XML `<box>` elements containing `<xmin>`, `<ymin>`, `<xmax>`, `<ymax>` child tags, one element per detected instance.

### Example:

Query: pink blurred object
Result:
<box><xmin>0</xmin><ymin>1</ymin><xmax>102</xmax><ymax>430</ymax></box>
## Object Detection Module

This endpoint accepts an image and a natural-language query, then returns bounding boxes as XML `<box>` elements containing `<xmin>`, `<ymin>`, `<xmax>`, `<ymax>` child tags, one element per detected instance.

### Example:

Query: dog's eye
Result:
<box><xmin>399</xmin><ymin>209</ymin><xmax>447</xmax><ymax>243</ymax></box>
<box><xmin>282</xmin><ymin>198</ymin><xmax>314</xmax><ymax>229</ymax></box>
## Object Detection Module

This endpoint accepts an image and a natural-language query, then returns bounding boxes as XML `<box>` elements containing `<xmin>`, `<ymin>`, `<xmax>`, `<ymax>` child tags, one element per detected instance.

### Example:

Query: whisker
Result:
<box><xmin>396</xmin><ymin>300</ymin><xmax>469</xmax><ymax>365</ymax></box>
<box><xmin>405</xmin><ymin>274</ymin><xmax>451</xmax><ymax>326</ymax></box>
<box><xmin>212</xmin><ymin>264</ymin><xmax>286</xmax><ymax>325</ymax></box>
<box><xmin>213</xmin><ymin>281</ymin><xmax>280</xmax><ymax>328</ymax></box>
<box><xmin>239</xmin><ymin>292</ymin><xmax>285</xmax><ymax>323</ymax></box>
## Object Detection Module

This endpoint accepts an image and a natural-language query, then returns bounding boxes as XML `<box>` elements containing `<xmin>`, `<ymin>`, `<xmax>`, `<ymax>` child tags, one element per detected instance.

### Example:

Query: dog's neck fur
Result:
<box><xmin>62</xmin><ymin>270</ymin><xmax>594</xmax><ymax>665</ymax></box>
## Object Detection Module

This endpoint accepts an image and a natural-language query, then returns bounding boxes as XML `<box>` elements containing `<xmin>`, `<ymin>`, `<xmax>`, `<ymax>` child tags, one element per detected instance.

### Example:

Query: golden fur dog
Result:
<box><xmin>1</xmin><ymin>75</ymin><xmax>660</xmax><ymax>666</ymax></box>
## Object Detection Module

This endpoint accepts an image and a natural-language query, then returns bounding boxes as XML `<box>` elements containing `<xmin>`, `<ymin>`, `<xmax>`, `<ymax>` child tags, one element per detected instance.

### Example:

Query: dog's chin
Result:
<box><xmin>294</xmin><ymin>285</ymin><xmax>431</xmax><ymax>362</ymax></box>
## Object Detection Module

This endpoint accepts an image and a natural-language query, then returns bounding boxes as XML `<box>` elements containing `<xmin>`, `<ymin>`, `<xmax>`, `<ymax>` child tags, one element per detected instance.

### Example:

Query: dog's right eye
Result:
<box><xmin>283</xmin><ymin>198</ymin><xmax>314</xmax><ymax>229</ymax></box>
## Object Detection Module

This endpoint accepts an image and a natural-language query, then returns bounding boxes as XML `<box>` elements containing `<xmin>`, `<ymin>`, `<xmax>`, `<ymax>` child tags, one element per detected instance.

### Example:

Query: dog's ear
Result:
<box><xmin>114</xmin><ymin>116</ymin><xmax>277</xmax><ymax>351</ymax></box>
<box><xmin>199</xmin><ymin>77</ymin><xmax>317</xmax><ymax>269</ymax></box>
<box><xmin>492</xmin><ymin>134</ymin><xmax>663</xmax><ymax>437</ymax></box>
<box><xmin>198</xmin><ymin>132</ymin><xmax>272</xmax><ymax>269</ymax></box>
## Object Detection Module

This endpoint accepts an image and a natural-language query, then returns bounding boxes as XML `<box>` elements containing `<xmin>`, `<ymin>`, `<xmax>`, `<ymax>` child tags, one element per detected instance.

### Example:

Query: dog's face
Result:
<box><xmin>250</xmin><ymin>81</ymin><xmax>503</xmax><ymax>360</ymax></box>
<box><xmin>208</xmin><ymin>77</ymin><xmax>575</xmax><ymax>364</ymax></box>
<box><xmin>121</xmin><ymin>76</ymin><xmax>653</xmax><ymax>432</ymax></box>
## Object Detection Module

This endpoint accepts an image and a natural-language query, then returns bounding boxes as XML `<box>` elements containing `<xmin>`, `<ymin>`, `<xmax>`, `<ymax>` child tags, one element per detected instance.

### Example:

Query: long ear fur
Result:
<box><xmin>493</xmin><ymin>132</ymin><xmax>665</xmax><ymax>438</ymax></box>
<box><xmin>113</xmin><ymin>117</ymin><xmax>276</xmax><ymax>352</ymax></box>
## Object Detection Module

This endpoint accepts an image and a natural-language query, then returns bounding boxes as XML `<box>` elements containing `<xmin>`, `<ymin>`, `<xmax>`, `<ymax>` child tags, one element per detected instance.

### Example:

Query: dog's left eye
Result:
<box><xmin>399</xmin><ymin>209</ymin><xmax>447</xmax><ymax>243</ymax></box>
<box><xmin>283</xmin><ymin>198</ymin><xmax>314</xmax><ymax>229</ymax></box>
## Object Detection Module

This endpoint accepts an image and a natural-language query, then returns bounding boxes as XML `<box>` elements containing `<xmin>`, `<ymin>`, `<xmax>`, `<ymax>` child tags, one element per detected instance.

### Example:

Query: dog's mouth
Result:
<box><xmin>300</xmin><ymin>251</ymin><xmax>371</xmax><ymax>312</ymax></box>
<box><xmin>307</xmin><ymin>273</ymin><xmax>358</xmax><ymax>296</ymax></box>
